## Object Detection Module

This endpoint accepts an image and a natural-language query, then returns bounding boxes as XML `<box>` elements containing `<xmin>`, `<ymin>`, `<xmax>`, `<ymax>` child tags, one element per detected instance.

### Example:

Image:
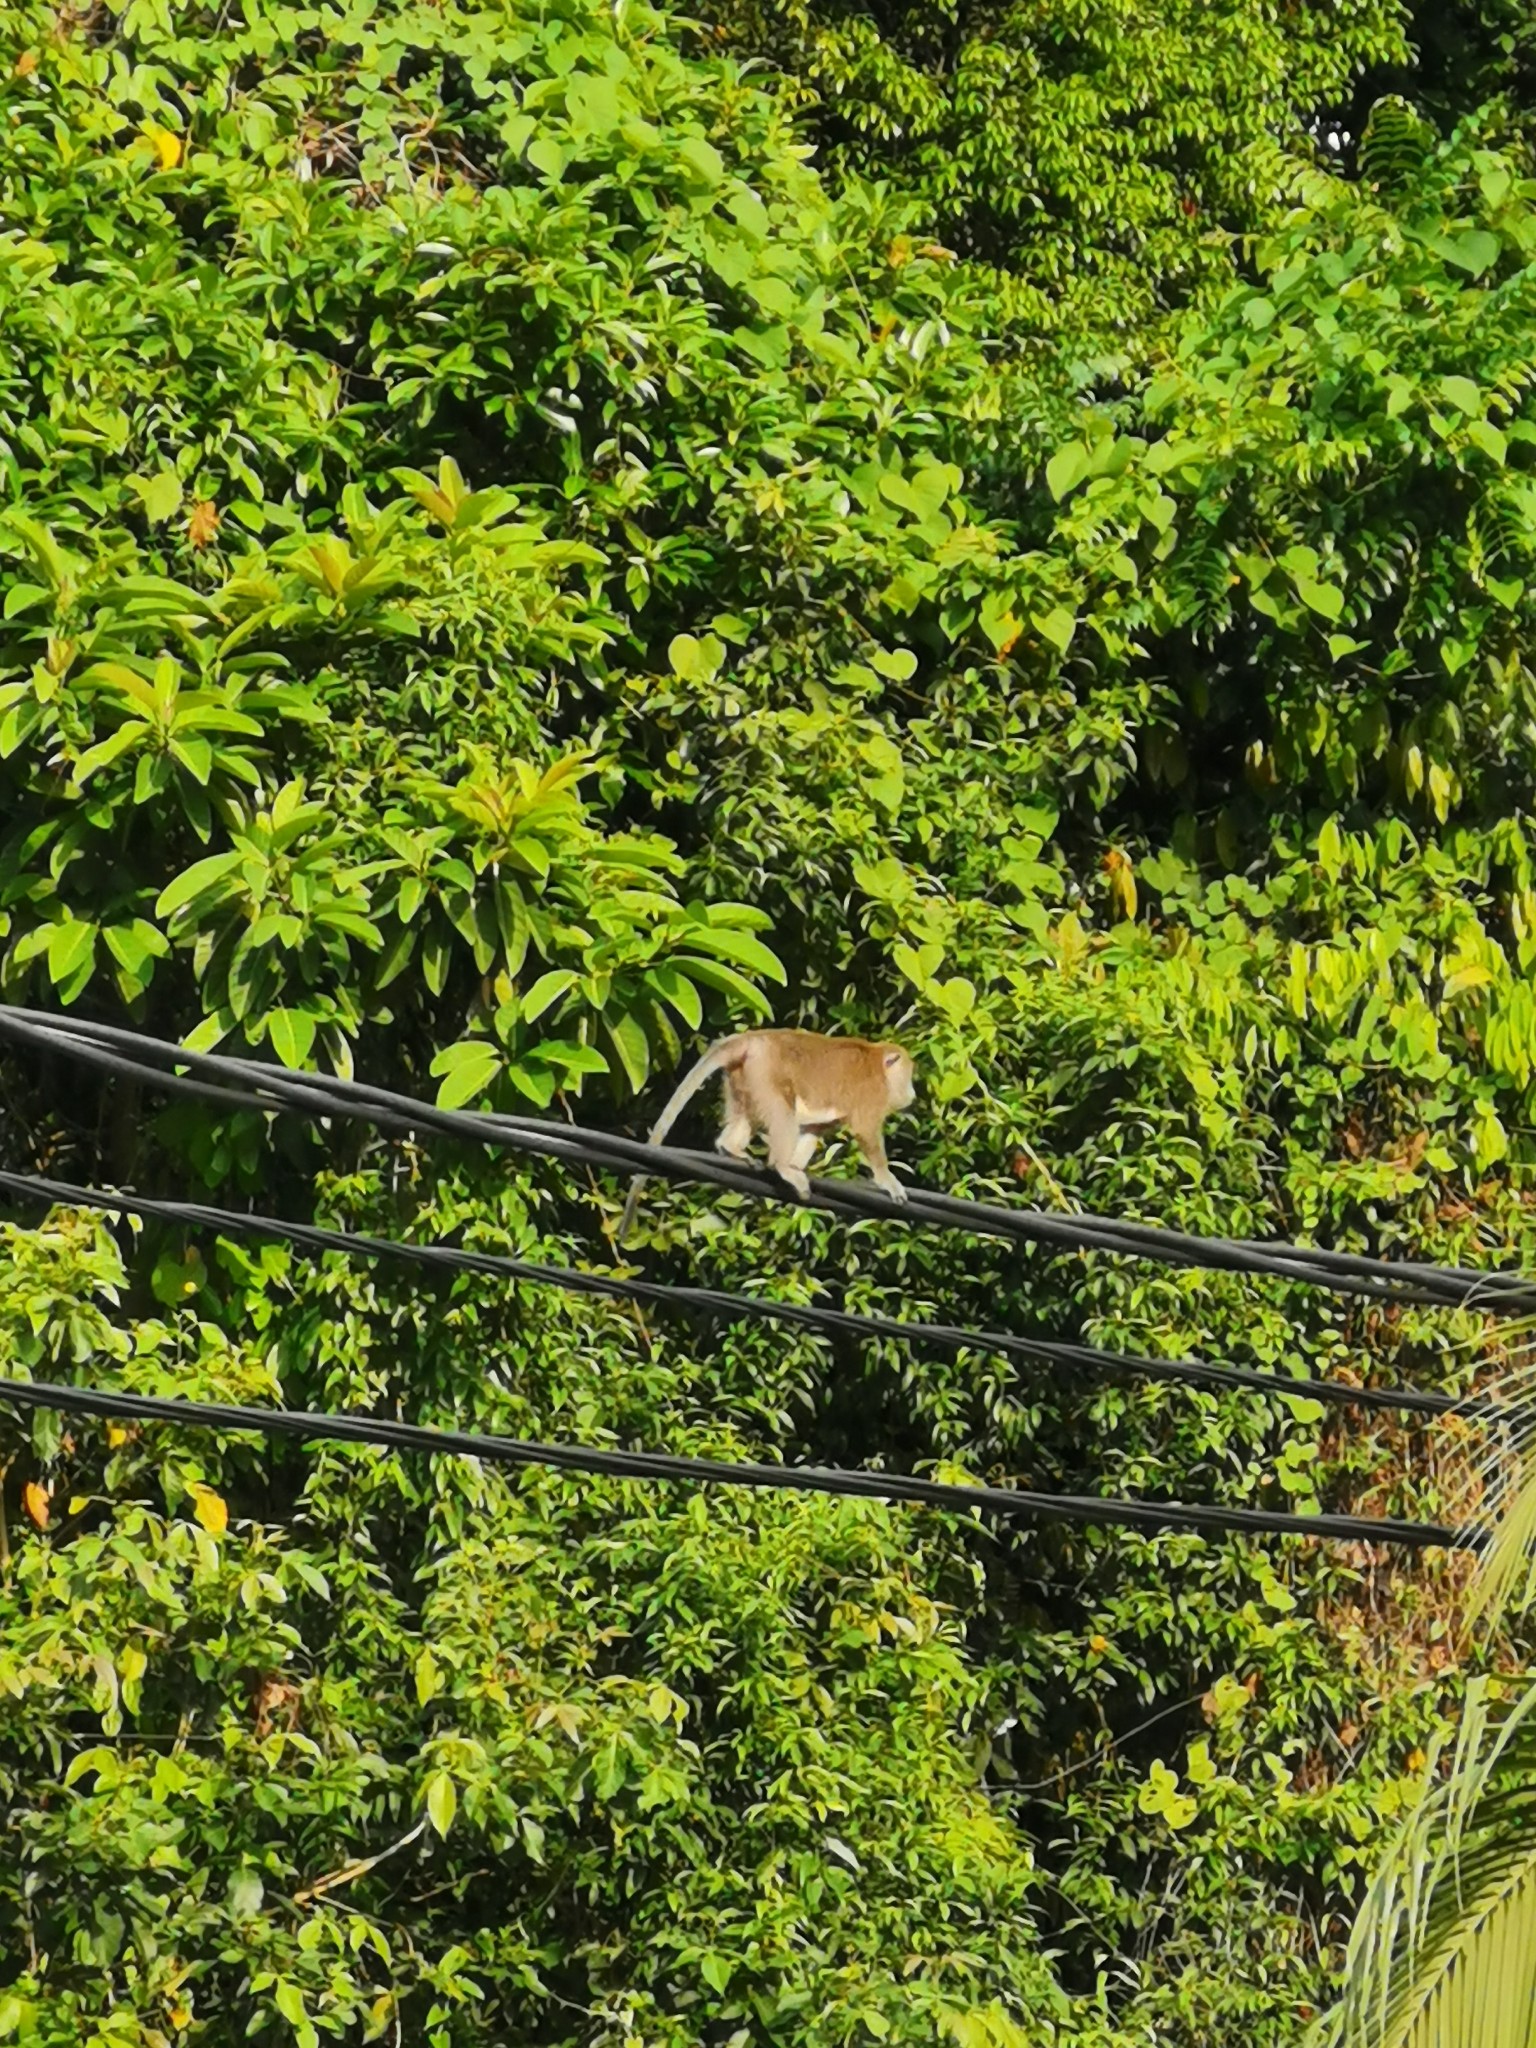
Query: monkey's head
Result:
<box><xmin>881</xmin><ymin>1045</ymin><xmax>916</xmax><ymax>1110</ymax></box>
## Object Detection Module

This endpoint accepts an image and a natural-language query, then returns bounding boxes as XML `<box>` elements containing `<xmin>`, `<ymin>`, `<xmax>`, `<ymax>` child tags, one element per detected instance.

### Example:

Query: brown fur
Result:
<box><xmin>616</xmin><ymin>1029</ymin><xmax>916</xmax><ymax>1245</ymax></box>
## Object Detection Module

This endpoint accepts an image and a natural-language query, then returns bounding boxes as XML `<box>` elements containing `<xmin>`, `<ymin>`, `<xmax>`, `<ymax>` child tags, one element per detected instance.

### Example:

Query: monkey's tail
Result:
<box><xmin>614</xmin><ymin>1036</ymin><xmax>743</xmax><ymax>1249</ymax></box>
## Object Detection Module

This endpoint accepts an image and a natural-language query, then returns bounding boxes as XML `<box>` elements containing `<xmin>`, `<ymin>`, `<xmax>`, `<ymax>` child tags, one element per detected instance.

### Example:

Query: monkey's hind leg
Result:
<box><xmin>715</xmin><ymin>1072</ymin><xmax>754</xmax><ymax>1160</ymax></box>
<box><xmin>764</xmin><ymin>1098</ymin><xmax>812</xmax><ymax>1198</ymax></box>
<box><xmin>716</xmin><ymin>1113</ymin><xmax>752</xmax><ymax>1159</ymax></box>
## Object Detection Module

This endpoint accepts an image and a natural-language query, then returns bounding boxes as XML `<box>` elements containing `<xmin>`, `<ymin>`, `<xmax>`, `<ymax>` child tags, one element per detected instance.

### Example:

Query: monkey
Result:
<box><xmin>615</xmin><ymin>1029</ymin><xmax>916</xmax><ymax>1246</ymax></box>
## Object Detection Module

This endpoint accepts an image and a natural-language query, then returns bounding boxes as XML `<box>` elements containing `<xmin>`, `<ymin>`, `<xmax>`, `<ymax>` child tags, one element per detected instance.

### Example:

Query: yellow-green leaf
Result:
<box><xmin>188</xmin><ymin>1483</ymin><xmax>228</xmax><ymax>1537</ymax></box>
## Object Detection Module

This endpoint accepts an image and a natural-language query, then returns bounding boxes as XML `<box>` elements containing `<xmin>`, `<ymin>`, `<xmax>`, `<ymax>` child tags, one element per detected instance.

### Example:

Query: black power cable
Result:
<box><xmin>3</xmin><ymin>1005</ymin><xmax>1533</xmax><ymax>1316</ymax></box>
<box><xmin>0</xmin><ymin>1375</ymin><xmax>1479</xmax><ymax>1551</ymax></box>
<box><xmin>0</xmin><ymin>1169</ymin><xmax>1481</xmax><ymax>1421</ymax></box>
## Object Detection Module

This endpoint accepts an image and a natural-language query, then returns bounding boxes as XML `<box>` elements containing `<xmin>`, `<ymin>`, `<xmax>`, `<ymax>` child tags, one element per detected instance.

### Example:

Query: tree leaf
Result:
<box><xmin>430</xmin><ymin>1039</ymin><xmax>504</xmax><ymax>1110</ymax></box>
<box><xmin>521</xmin><ymin>969</ymin><xmax>578</xmax><ymax>1022</ymax></box>
<box><xmin>605</xmin><ymin>1010</ymin><xmax>651</xmax><ymax>1093</ymax></box>
<box><xmin>45</xmin><ymin>918</ymin><xmax>97</xmax><ymax>990</ymax></box>
<box><xmin>267</xmin><ymin>1009</ymin><xmax>317</xmax><ymax>1069</ymax></box>
<box><xmin>72</xmin><ymin>724</ymin><xmax>146</xmax><ymax>784</ymax></box>
<box><xmin>425</xmin><ymin>1769</ymin><xmax>457</xmax><ymax>1839</ymax></box>
<box><xmin>127</xmin><ymin>469</ymin><xmax>184</xmax><ymax>523</ymax></box>
<box><xmin>187</xmin><ymin>498</ymin><xmax>221</xmax><ymax>548</ymax></box>
<box><xmin>1045</xmin><ymin>443</ymin><xmax>1090</xmax><ymax>501</ymax></box>
<box><xmin>1032</xmin><ymin>606</ymin><xmax>1077</xmax><ymax>655</ymax></box>
<box><xmin>415</xmin><ymin>1648</ymin><xmax>443</xmax><ymax>1705</ymax></box>
<box><xmin>1437</xmin><ymin>374</ymin><xmax>1483</xmax><ymax>417</ymax></box>
<box><xmin>1436</xmin><ymin>227</ymin><xmax>1501</xmax><ymax>277</ymax></box>
<box><xmin>668</xmin><ymin>632</ymin><xmax>723</xmax><ymax>683</ymax></box>
<box><xmin>155</xmin><ymin>852</ymin><xmax>245</xmax><ymax>919</ymax></box>
<box><xmin>1296</xmin><ymin>576</ymin><xmax>1345</xmax><ymax>621</ymax></box>
<box><xmin>187</xmin><ymin>1482</ymin><xmax>228</xmax><ymax>1537</ymax></box>
<box><xmin>686</xmin><ymin>923</ymin><xmax>786</xmax><ymax>981</ymax></box>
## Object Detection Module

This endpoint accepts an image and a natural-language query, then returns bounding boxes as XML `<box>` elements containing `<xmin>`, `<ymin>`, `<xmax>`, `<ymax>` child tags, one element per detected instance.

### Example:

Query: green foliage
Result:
<box><xmin>3</xmin><ymin>0</ymin><xmax>1536</xmax><ymax>2044</ymax></box>
<box><xmin>0</xmin><ymin>1210</ymin><xmax>1069</xmax><ymax>2047</ymax></box>
<box><xmin>707</xmin><ymin>0</ymin><xmax>1413</xmax><ymax>348</ymax></box>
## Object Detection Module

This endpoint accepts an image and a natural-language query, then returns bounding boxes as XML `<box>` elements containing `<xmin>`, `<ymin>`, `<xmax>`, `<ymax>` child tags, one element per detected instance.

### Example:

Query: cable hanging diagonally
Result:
<box><xmin>2</xmin><ymin>1004</ymin><xmax>1533</xmax><ymax>1317</ymax></box>
<box><xmin>0</xmin><ymin>1167</ymin><xmax>1484</xmax><ymax>1421</ymax></box>
<box><xmin>0</xmin><ymin>1374</ymin><xmax>1481</xmax><ymax>1552</ymax></box>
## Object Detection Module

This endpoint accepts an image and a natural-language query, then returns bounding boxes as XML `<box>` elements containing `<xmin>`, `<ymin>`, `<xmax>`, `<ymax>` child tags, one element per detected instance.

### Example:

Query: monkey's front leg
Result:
<box><xmin>856</xmin><ymin>1127</ymin><xmax>908</xmax><ymax>1203</ymax></box>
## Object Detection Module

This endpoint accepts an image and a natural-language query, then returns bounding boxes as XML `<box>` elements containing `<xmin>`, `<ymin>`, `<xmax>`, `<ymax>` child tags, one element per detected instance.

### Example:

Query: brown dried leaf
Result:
<box><xmin>186</xmin><ymin>499</ymin><xmax>220</xmax><ymax>549</ymax></box>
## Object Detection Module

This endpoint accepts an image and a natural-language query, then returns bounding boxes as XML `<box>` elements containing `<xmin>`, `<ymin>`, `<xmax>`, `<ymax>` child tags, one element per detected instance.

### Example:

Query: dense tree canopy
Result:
<box><xmin>2</xmin><ymin>2</ymin><xmax>1535</xmax><ymax>2045</ymax></box>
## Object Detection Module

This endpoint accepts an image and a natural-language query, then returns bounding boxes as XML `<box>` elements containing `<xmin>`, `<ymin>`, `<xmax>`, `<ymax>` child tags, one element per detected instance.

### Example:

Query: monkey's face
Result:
<box><xmin>885</xmin><ymin>1048</ymin><xmax>916</xmax><ymax>1110</ymax></box>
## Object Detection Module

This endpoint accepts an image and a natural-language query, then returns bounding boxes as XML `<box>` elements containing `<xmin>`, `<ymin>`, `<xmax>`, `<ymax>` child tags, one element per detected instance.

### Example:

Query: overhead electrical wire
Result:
<box><xmin>3</xmin><ymin>1004</ymin><xmax>1532</xmax><ymax>1317</ymax></box>
<box><xmin>0</xmin><ymin>1374</ymin><xmax>1480</xmax><ymax>1552</ymax></box>
<box><xmin>0</xmin><ymin>1007</ymin><xmax>1502</xmax><ymax>1553</ymax></box>
<box><xmin>0</xmin><ymin>1168</ymin><xmax>1481</xmax><ymax>1422</ymax></box>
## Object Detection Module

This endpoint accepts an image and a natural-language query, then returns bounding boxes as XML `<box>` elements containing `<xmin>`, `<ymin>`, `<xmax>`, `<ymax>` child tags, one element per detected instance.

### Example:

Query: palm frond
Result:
<box><xmin>1454</xmin><ymin>1320</ymin><xmax>1536</xmax><ymax>1635</ymax></box>
<box><xmin>1324</xmin><ymin>1678</ymin><xmax>1536</xmax><ymax>2048</ymax></box>
<box><xmin>1466</xmin><ymin>1454</ymin><xmax>1536</xmax><ymax>1635</ymax></box>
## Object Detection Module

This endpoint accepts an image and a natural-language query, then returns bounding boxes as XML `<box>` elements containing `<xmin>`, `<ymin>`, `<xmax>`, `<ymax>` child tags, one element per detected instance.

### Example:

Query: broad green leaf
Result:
<box><xmin>267</xmin><ymin>1009</ymin><xmax>317</xmax><ymax>1068</ymax></box>
<box><xmin>155</xmin><ymin>852</ymin><xmax>245</xmax><ymax>919</ymax></box>
<box><xmin>430</xmin><ymin>1039</ymin><xmax>503</xmax><ymax>1109</ymax></box>
<box><xmin>46</xmin><ymin>918</ymin><xmax>96</xmax><ymax>988</ymax></box>
<box><xmin>645</xmin><ymin>963</ymin><xmax>704</xmax><ymax>1029</ymax></box>
<box><xmin>522</xmin><ymin>969</ymin><xmax>578</xmax><ymax>1022</ymax></box>
<box><xmin>126</xmin><ymin>469</ymin><xmax>184</xmax><ymax>523</ymax></box>
<box><xmin>415</xmin><ymin>1648</ymin><xmax>443</xmax><ymax>1705</ymax></box>
<box><xmin>274</xmin><ymin>1982</ymin><xmax>308</xmax><ymax>2028</ymax></box>
<box><xmin>674</xmin><ymin>955</ymin><xmax>774</xmax><ymax>1016</ymax></box>
<box><xmin>668</xmin><ymin>632</ymin><xmax>724</xmax><ymax>683</ymax></box>
<box><xmin>424</xmin><ymin>1770</ymin><xmax>457</xmax><ymax>1839</ymax></box>
<box><xmin>686</xmin><ymin>923</ymin><xmax>786</xmax><ymax>981</ymax></box>
<box><xmin>869</xmin><ymin>647</ymin><xmax>917</xmax><ymax>680</ymax></box>
<box><xmin>527</xmin><ymin>135</ymin><xmax>566</xmax><ymax>181</ymax></box>
<box><xmin>72</xmin><ymin>724</ymin><xmax>145</xmax><ymax>784</ymax></box>
<box><xmin>505</xmin><ymin>1059</ymin><xmax>558</xmax><ymax>1107</ymax></box>
<box><xmin>1435</xmin><ymin>227</ymin><xmax>1501</xmax><ymax>276</ymax></box>
<box><xmin>1045</xmin><ymin>443</ymin><xmax>1090</xmax><ymax>501</ymax></box>
<box><xmin>979</xmin><ymin>592</ymin><xmax>1022</xmax><ymax>652</ymax></box>
<box><xmin>1032</xmin><ymin>606</ymin><xmax>1077</xmax><ymax>655</ymax></box>
<box><xmin>1438</xmin><ymin>374</ymin><xmax>1484</xmax><ymax>417</ymax></box>
<box><xmin>605</xmin><ymin>1010</ymin><xmax>651</xmax><ymax>1093</ymax></box>
<box><xmin>677</xmin><ymin>134</ymin><xmax>725</xmax><ymax>185</ymax></box>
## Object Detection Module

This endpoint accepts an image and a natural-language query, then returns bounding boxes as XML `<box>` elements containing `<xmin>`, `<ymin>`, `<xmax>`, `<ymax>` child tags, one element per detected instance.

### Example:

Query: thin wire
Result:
<box><xmin>4</xmin><ymin>1005</ymin><xmax>1532</xmax><ymax>1315</ymax></box>
<box><xmin>0</xmin><ymin>1169</ymin><xmax>1483</xmax><ymax>1421</ymax></box>
<box><xmin>0</xmin><ymin>1375</ymin><xmax>1481</xmax><ymax>1550</ymax></box>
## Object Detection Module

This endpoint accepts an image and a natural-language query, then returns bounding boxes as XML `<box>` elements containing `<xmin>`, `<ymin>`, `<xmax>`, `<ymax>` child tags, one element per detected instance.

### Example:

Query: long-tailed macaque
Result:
<box><xmin>616</xmin><ymin>1029</ymin><xmax>916</xmax><ymax>1245</ymax></box>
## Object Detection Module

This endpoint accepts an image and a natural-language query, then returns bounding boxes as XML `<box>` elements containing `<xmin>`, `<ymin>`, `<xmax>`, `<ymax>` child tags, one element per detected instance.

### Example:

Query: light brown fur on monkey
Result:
<box><xmin>616</xmin><ymin>1029</ymin><xmax>916</xmax><ymax>1245</ymax></box>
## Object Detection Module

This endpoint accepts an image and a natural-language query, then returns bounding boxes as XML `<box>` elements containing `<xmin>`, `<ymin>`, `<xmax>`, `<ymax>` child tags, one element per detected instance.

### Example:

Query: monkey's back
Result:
<box><xmin>750</xmin><ymin>1030</ymin><xmax>899</xmax><ymax>1120</ymax></box>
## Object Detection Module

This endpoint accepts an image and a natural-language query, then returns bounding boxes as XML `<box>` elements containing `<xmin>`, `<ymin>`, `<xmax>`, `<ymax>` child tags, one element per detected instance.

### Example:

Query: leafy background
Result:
<box><xmin>2</xmin><ymin>0</ymin><xmax>1536</xmax><ymax>2042</ymax></box>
